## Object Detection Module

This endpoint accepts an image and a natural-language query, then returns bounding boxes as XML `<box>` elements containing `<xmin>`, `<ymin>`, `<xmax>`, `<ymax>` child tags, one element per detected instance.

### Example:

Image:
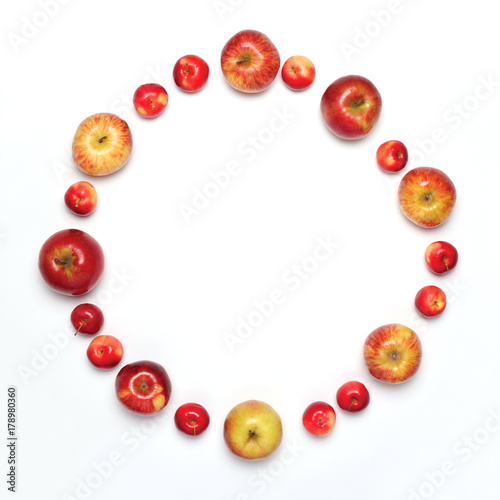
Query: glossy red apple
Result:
<box><xmin>64</xmin><ymin>181</ymin><xmax>97</xmax><ymax>216</ymax></box>
<box><xmin>133</xmin><ymin>83</ymin><xmax>168</xmax><ymax>118</ymax></box>
<box><xmin>224</xmin><ymin>400</ymin><xmax>282</xmax><ymax>460</ymax></box>
<box><xmin>221</xmin><ymin>29</ymin><xmax>280</xmax><ymax>93</ymax></box>
<box><xmin>281</xmin><ymin>55</ymin><xmax>315</xmax><ymax>91</ymax></box>
<box><xmin>376</xmin><ymin>140</ymin><xmax>408</xmax><ymax>173</ymax></box>
<box><xmin>336</xmin><ymin>381</ymin><xmax>370</xmax><ymax>413</ymax></box>
<box><xmin>38</xmin><ymin>229</ymin><xmax>105</xmax><ymax>296</ymax></box>
<box><xmin>72</xmin><ymin>113</ymin><xmax>132</xmax><ymax>176</ymax></box>
<box><xmin>71</xmin><ymin>303</ymin><xmax>104</xmax><ymax>336</ymax></box>
<box><xmin>87</xmin><ymin>335</ymin><xmax>123</xmax><ymax>369</ymax></box>
<box><xmin>415</xmin><ymin>285</ymin><xmax>446</xmax><ymax>318</ymax></box>
<box><xmin>302</xmin><ymin>401</ymin><xmax>336</xmax><ymax>436</ymax></box>
<box><xmin>174</xmin><ymin>403</ymin><xmax>210</xmax><ymax>436</ymax></box>
<box><xmin>364</xmin><ymin>324</ymin><xmax>422</xmax><ymax>384</ymax></box>
<box><xmin>173</xmin><ymin>55</ymin><xmax>209</xmax><ymax>92</ymax></box>
<box><xmin>115</xmin><ymin>360</ymin><xmax>172</xmax><ymax>416</ymax></box>
<box><xmin>398</xmin><ymin>167</ymin><xmax>457</xmax><ymax>228</ymax></box>
<box><xmin>320</xmin><ymin>75</ymin><xmax>382</xmax><ymax>140</ymax></box>
<box><xmin>425</xmin><ymin>241</ymin><xmax>458</xmax><ymax>274</ymax></box>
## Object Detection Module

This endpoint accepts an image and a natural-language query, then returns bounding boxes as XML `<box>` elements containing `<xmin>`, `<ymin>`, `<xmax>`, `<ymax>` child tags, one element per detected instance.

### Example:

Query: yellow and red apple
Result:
<box><xmin>363</xmin><ymin>324</ymin><xmax>422</xmax><ymax>384</ymax></box>
<box><xmin>398</xmin><ymin>167</ymin><xmax>456</xmax><ymax>228</ymax></box>
<box><xmin>133</xmin><ymin>83</ymin><xmax>168</xmax><ymax>118</ymax></box>
<box><xmin>221</xmin><ymin>30</ymin><xmax>280</xmax><ymax>93</ymax></box>
<box><xmin>223</xmin><ymin>400</ymin><xmax>282</xmax><ymax>460</ymax></box>
<box><xmin>173</xmin><ymin>55</ymin><xmax>209</xmax><ymax>92</ymax></box>
<box><xmin>72</xmin><ymin>113</ymin><xmax>132</xmax><ymax>176</ymax></box>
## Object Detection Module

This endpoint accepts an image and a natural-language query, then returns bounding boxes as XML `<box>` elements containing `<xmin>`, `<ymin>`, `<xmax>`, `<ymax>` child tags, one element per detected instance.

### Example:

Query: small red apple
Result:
<box><xmin>336</xmin><ymin>381</ymin><xmax>370</xmax><ymax>413</ymax></box>
<box><xmin>133</xmin><ymin>83</ymin><xmax>168</xmax><ymax>118</ymax></box>
<box><xmin>415</xmin><ymin>285</ymin><xmax>446</xmax><ymax>318</ymax></box>
<box><xmin>364</xmin><ymin>324</ymin><xmax>422</xmax><ymax>384</ymax></box>
<box><xmin>72</xmin><ymin>113</ymin><xmax>132</xmax><ymax>176</ymax></box>
<box><xmin>115</xmin><ymin>360</ymin><xmax>172</xmax><ymax>416</ymax></box>
<box><xmin>64</xmin><ymin>181</ymin><xmax>97</xmax><ymax>216</ymax></box>
<box><xmin>87</xmin><ymin>335</ymin><xmax>123</xmax><ymax>369</ymax></box>
<box><xmin>398</xmin><ymin>167</ymin><xmax>457</xmax><ymax>228</ymax></box>
<box><xmin>376</xmin><ymin>140</ymin><xmax>408</xmax><ymax>173</ymax></box>
<box><xmin>173</xmin><ymin>55</ymin><xmax>209</xmax><ymax>92</ymax></box>
<box><xmin>320</xmin><ymin>75</ymin><xmax>382</xmax><ymax>140</ymax></box>
<box><xmin>71</xmin><ymin>303</ymin><xmax>104</xmax><ymax>336</ymax></box>
<box><xmin>221</xmin><ymin>29</ymin><xmax>280</xmax><ymax>93</ymax></box>
<box><xmin>38</xmin><ymin>229</ymin><xmax>105</xmax><ymax>296</ymax></box>
<box><xmin>425</xmin><ymin>241</ymin><xmax>458</xmax><ymax>275</ymax></box>
<box><xmin>281</xmin><ymin>55</ymin><xmax>315</xmax><ymax>91</ymax></box>
<box><xmin>174</xmin><ymin>403</ymin><xmax>210</xmax><ymax>436</ymax></box>
<box><xmin>302</xmin><ymin>401</ymin><xmax>336</xmax><ymax>436</ymax></box>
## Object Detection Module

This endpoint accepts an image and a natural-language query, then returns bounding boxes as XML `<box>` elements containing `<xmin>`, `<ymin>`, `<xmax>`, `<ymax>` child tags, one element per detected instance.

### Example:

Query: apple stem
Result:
<box><xmin>98</xmin><ymin>136</ymin><xmax>107</xmax><ymax>144</ymax></box>
<box><xmin>74</xmin><ymin>320</ymin><xmax>86</xmax><ymax>336</ymax></box>
<box><xmin>185</xmin><ymin>63</ymin><xmax>191</xmax><ymax>75</ymax></box>
<box><xmin>352</xmin><ymin>99</ymin><xmax>365</xmax><ymax>108</ymax></box>
<box><xmin>348</xmin><ymin>398</ymin><xmax>357</xmax><ymax>411</ymax></box>
<box><xmin>443</xmin><ymin>257</ymin><xmax>449</xmax><ymax>271</ymax></box>
<box><xmin>291</xmin><ymin>66</ymin><xmax>298</xmax><ymax>74</ymax></box>
<box><xmin>54</xmin><ymin>257</ymin><xmax>69</xmax><ymax>266</ymax></box>
<box><xmin>190</xmin><ymin>419</ymin><xmax>197</xmax><ymax>436</ymax></box>
<box><xmin>236</xmin><ymin>55</ymin><xmax>251</xmax><ymax>65</ymax></box>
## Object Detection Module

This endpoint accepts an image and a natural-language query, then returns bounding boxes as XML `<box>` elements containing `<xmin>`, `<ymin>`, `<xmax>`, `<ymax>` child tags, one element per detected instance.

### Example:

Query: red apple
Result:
<box><xmin>364</xmin><ymin>324</ymin><xmax>422</xmax><ymax>384</ymax></box>
<box><xmin>376</xmin><ymin>140</ymin><xmax>408</xmax><ymax>173</ymax></box>
<box><xmin>133</xmin><ymin>83</ymin><xmax>168</xmax><ymax>118</ymax></box>
<box><xmin>115</xmin><ymin>360</ymin><xmax>172</xmax><ymax>416</ymax></box>
<box><xmin>224</xmin><ymin>400</ymin><xmax>282</xmax><ymax>460</ymax></box>
<box><xmin>415</xmin><ymin>285</ymin><xmax>447</xmax><ymax>318</ymax></box>
<box><xmin>173</xmin><ymin>55</ymin><xmax>209</xmax><ymax>92</ymax></box>
<box><xmin>281</xmin><ymin>55</ymin><xmax>315</xmax><ymax>91</ymax></box>
<box><xmin>174</xmin><ymin>403</ymin><xmax>210</xmax><ymax>436</ymax></box>
<box><xmin>87</xmin><ymin>335</ymin><xmax>123</xmax><ymax>369</ymax></box>
<box><xmin>38</xmin><ymin>229</ymin><xmax>105</xmax><ymax>296</ymax></box>
<box><xmin>71</xmin><ymin>303</ymin><xmax>104</xmax><ymax>336</ymax></box>
<box><xmin>320</xmin><ymin>75</ymin><xmax>382</xmax><ymax>140</ymax></box>
<box><xmin>72</xmin><ymin>113</ymin><xmax>132</xmax><ymax>176</ymax></box>
<box><xmin>425</xmin><ymin>241</ymin><xmax>458</xmax><ymax>274</ymax></box>
<box><xmin>64</xmin><ymin>181</ymin><xmax>97</xmax><ymax>216</ymax></box>
<box><xmin>398</xmin><ymin>167</ymin><xmax>457</xmax><ymax>228</ymax></box>
<box><xmin>221</xmin><ymin>29</ymin><xmax>280</xmax><ymax>93</ymax></box>
<box><xmin>302</xmin><ymin>401</ymin><xmax>336</xmax><ymax>436</ymax></box>
<box><xmin>336</xmin><ymin>381</ymin><xmax>370</xmax><ymax>413</ymax></box>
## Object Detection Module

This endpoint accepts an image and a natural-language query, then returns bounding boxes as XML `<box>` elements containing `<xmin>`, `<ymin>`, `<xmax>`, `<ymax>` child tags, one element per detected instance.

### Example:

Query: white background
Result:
<box><xmin>2</xmin><ymin>1</ymin><xmax>500</xmax><ymax>499</ymax></box>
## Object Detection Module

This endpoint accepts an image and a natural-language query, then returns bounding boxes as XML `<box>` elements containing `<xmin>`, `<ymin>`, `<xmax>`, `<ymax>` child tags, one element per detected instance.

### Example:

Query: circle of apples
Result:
<box><xmin>37</xmin><ymin>29</ymin><xmax>458</xmax><ymax>456</ymax></box>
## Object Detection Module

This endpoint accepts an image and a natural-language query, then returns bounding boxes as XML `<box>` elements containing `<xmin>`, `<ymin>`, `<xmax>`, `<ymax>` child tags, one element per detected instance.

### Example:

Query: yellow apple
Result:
<box><xmin>223</xmin><ymin>400</ymin><xmax>282</xmax><ymax>460</ymax></box>
<box><xmin>72</xmin><ymin>113</ymin><xmax>132</xmax><ymax>176</ymax></box>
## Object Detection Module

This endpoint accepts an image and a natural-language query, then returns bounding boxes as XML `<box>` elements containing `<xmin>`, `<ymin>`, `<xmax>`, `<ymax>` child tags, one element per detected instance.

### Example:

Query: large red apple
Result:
<box><xmin>115</xmin><ymin>360</ymin><xmax>172</xmax><ymax>416</ymax></box>
<box><xmin>38</xmin><ymin>229</ymin><xmax>105</xmax><ymax>296</ymax></box>
<box><xmin>363</xmin><ymin>324</ymin><xmax>422</xmax><ymax>384</ymax></box>
<box><xmin>320</xmin><ymin>75</ymin><xmax>382</xmax><ymax>140</ymax></box>
<box><xmin>223</xmin><ymin>400</ymin><xmax>282</xmax><ymax>460</ymax></box>
<box><xmin>221</xmin><ymin>29</ymin><xmax>280</xmax><ymax>93</ymax></box>
<box><xmin>72</xmin><ymin>113</ymin><xmax>132</xmax><ymax>176</ymax></box>
<box><xmin>398</xmin><ymin>167</ymin><xmax>456</xmax><ymax>228</ymax></box>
